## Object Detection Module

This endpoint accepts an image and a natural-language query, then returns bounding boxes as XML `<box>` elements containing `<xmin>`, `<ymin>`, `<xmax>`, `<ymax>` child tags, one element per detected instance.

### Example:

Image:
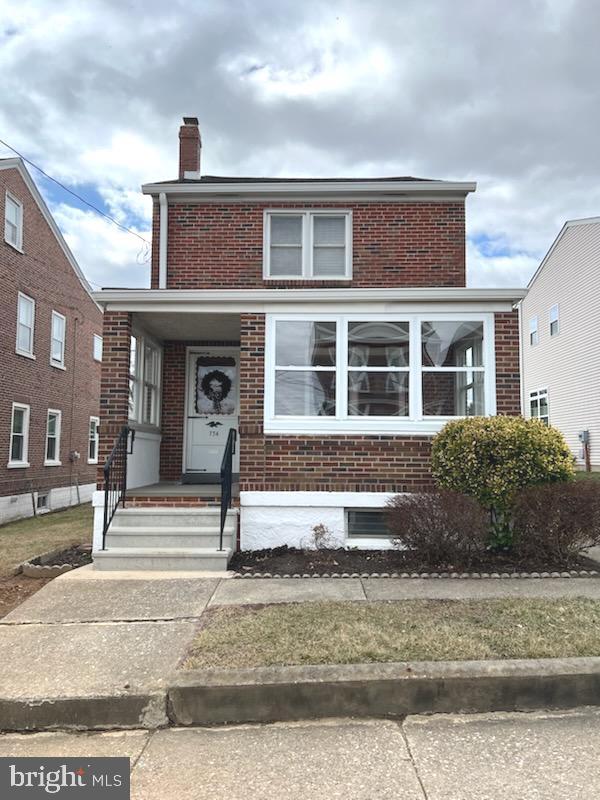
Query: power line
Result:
<box><xmin>0</xmin><ymin>137</ymin><xmax>151</xmax><ymax>245</ymax></box>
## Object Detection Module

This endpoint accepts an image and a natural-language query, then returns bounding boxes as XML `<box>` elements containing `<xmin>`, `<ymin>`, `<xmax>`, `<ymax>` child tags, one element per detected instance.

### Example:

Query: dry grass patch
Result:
<box><xmin>184</xmin><ymin>599</ymin><xmax>600</xmax><ymax>669</ymax></box>
<box><xmin>0</xmin><ymin>503</ymin><xmax>92</xmax><ymax>577</ymax></box>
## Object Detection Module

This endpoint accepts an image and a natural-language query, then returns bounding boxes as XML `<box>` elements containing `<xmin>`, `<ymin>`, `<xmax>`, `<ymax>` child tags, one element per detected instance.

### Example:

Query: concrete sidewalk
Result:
<box><xmin>1</xmin><ymin>709</ymin><xmax>599</xmax><ymax>799</ymax></box>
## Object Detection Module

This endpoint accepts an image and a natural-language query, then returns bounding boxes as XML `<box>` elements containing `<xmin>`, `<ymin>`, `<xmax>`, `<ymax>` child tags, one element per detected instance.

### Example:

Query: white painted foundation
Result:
<box><xmin>127</xmin><ymin>430</ymin><xmax>161</xmax><ymax>490</ymax></box>
<box><xmin>0</xmin><ymin>483</ymin><xmax>95</xmax><ymax>525</ymax></box>
<box><xmin>240</xmin><ymin>491</ymin><xmax>398</xmax><ymax>550</ymax></box>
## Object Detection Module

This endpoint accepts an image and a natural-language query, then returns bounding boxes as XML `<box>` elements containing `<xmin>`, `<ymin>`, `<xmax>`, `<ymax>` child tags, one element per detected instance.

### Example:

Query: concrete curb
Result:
<box><xmin>168</xmin><ymin>657</ymin><xmax>600</xmax><ymax>726</ymax></box>
<box><xmin>0</xmin><ymin>692</ymin><xmax>168</xmax><ymax>732</ymax></box>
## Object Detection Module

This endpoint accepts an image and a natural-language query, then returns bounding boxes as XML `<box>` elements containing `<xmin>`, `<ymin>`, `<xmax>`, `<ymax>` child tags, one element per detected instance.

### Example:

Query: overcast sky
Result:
<box><xmin>1</xmin><ymin>0</ymin><xmax>599</xmax><ymax>290</ymax></box>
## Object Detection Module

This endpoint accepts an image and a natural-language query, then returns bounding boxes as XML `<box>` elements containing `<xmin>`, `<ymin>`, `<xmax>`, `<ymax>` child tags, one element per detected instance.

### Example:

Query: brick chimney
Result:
<box><xmin>178</xmin><ymin>116</ymin><xmax>201</xmax><ymax>179</ymax></box>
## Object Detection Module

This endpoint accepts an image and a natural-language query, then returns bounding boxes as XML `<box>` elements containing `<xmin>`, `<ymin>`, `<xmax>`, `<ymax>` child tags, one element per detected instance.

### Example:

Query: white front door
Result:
<box><xmin>185</xmin><ymin>348</ymin><xmax>240</xmax><ymax>478</ymax></box>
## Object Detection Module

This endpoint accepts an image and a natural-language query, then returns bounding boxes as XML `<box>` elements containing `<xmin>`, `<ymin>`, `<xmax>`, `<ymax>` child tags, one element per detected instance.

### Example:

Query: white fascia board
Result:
<box><xmin>92</xmin><ymin>287</ymin><xmax>526</xmax><ymax>314</ymax></box>
<box><xmin>141</xmin><ymin>179</ymin><xmax>477</xmax><ymax>199</ymax></box>
<box><xmin>0</xmin><ymin>158</ymin><xmax>99</xmax><ymax>308</ymax></box>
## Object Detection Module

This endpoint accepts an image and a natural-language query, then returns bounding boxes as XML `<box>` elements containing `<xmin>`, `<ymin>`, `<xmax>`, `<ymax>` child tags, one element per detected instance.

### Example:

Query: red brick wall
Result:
<box><xmin>495</xmin><ymin>311</ymin><xmax>521</xmax><ymax>416</ymax></box>
<box><xmin>150</xmin><ymin>201</ymin><xmax>466</xmax><ymax>290</ymax></box>
<box><xmin>0</xmin><ymin>166</ymin><xmax>103</xmax><ymax>501</ymax></box>
<box><xmin>97</xmin><ymin>311</ymin><xmax>132</xmax><ymax>485</ymax></box>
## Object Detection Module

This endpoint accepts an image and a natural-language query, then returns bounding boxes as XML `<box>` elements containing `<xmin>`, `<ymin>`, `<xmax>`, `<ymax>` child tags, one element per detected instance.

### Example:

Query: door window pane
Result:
<box><xmin>275</xmin><ymin>321</ymin><xmax>336</xmax><ymax>367</ymax></box>
<box><xmin>275</xmin><ymin>370</ymin><xmax>335</xmax><ymax>416</ymax></box>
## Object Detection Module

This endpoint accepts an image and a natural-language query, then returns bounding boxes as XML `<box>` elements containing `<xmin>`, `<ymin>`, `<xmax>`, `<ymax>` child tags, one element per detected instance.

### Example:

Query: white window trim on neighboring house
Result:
<box><xmin>529</xmin><ymin>315</ymin><xmax>539</xmax><ymax>346</ymax></box>
<box><xmin>529</xmin><ymin>388</ymin><xmax>549</xmax><ymax>425</ymax></box>
<box><xmin>4</xmin><ymin>191</ymin><xmax>23</xmax><ymax>251</ymax></box>
<box><xmin>88</xmin><ymin>416</ymin><xmax>100</xmax><ymax>464</ymax></box>
<box><xmin>8</xmin><ymin>402</ymin><xmax>30</xmax><ymax>468</ymax></box>
<box><xmin>93</xmin><ymin>334</ymin><xmax>103</xmax><ymax>362</ymax></box>
<box><xmin>44</xmin><ymin>409</ymin><xmax>62</xmax><ymax>466</ymax></box>
<box><xmin>264</xmin><ymin>312</ymin><xmax>497</xmax><ymax>435</ymax></box>
<box><xmin>549</xmin><ymin>304</ymin><xmax>559</xmax><ymax>337</ymax></box>
<box><xmin>128</xmin><ymin>330</ymin><xmax>163</xmax><ymax>428</ymax></box>
<box><xmin>50</xmin><ymin>311</ymin><xmax>66</xmax><ymax>369</ymax></box>
<box><xmin>16</xmin><ymin>292</ymin><xmax>35</xmax><ymax>359</ymax></box>
<box><xmin>263</xmin><ymin>209</ymin><xmax>353</xmax><ymax>280</ymax></box>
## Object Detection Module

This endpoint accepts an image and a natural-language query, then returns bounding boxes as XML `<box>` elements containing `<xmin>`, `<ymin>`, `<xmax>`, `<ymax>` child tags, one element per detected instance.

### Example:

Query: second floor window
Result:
<box><xmin>51</xmin><ymin>311</ymin><xmax>66</xmax><ymax>368</ymax></box>
<box><xmin>4</xmin><ymin>192</ymin><xmax>23</xmax><ymax>250</ymax></box>
<box><xmin>529</xmin><ymin>316</ymin><xmax>538</xmax><ymax>346</ymax></box>
<box><xmin>264</xmin><ymin>210</ymin><xmax>352</xmax><ymax>280</ymax></box>
<box><xmin>549</xmin><ymin>304</ymin><xmax>559</xmax><ymax>337</ymax></box>
<box><xmin>16</xmin><ymin>292</ymin><xmax>35</xmax><ymax>357</ymax></box>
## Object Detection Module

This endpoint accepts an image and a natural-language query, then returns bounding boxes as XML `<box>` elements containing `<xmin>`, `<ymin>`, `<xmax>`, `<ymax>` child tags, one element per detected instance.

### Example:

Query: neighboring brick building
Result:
<box><xmin>91</xmin><ymin>117</ymin><xmax>524</xmax><ymax>567</ymax></box>
<box><xmin>0</xmin><ymin>158</ymin><xmax>102</xmax><ymax>523</ymax></box>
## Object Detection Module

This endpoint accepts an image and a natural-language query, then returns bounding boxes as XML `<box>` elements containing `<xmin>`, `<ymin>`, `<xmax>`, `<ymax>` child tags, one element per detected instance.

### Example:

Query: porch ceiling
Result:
<box><xmin>134</xmin><ymin>311</ymin><xmax>240</xmax><ymax>341</ymax></box>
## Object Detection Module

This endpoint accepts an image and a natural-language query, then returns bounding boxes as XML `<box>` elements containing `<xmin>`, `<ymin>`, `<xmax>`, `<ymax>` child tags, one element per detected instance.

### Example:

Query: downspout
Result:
<box><xmin>158</xmin><ymin>192</ymin><xmax>168</xmax><ymax>288</ymax></box>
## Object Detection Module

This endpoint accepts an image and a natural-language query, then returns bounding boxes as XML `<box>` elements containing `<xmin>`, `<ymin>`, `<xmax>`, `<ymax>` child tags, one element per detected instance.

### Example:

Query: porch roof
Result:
<box><xmin>92</xmin><ymin>287</ymin><xmax>526</xmax><ymax>315</ymax></box>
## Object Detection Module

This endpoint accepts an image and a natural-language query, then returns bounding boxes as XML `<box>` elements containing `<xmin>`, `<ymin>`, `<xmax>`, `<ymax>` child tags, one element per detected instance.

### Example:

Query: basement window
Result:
<box><xmin>346</xmin><ymin>509</ymin><xmax>389</xmax><ymax>539</ymax></box>
<box><xmin>36</xmin><ymin>493</ymin><xmax>49</xmax><ymax>510</ymax></box>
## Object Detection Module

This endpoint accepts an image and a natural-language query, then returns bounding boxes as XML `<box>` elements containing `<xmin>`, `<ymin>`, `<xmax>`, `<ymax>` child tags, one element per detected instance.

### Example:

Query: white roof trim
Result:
<box><xmin>93</xmin><ymin>286</ymin><xmax>525</xmax><ymax>314</ymax></box>
<box><xmin>141</xmin><ymin>179</ymin><xmax>477</xmax><ymax>198</ymax></box>
<box><xmin>526</xmin><ymin>215</ymin><xmax>600</xmax><ymax>292</ymax></box>
<box><xmin>0</xmin><ymin>157</ymin><xmax>98</xmax><ymax>306</ymax></box>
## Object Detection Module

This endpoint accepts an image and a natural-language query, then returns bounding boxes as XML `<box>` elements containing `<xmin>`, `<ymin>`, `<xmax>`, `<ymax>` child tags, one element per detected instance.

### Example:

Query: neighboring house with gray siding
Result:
<box><xmin>521</xmin><ymin>216</ymin><xmax>600</xmax><ymax>469</ymax></box>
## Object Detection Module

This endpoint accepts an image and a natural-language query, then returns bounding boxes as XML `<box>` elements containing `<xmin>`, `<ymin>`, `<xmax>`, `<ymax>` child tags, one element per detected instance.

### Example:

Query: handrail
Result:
<box><xmin>219</xmin><ymin>428</ymin><xmax>237</xmax><ymax>551</ymax></box>
<box><xmin>102</xmin><ymin>425</ymin><xmax>133</xmax><ymax>550</ymax></box>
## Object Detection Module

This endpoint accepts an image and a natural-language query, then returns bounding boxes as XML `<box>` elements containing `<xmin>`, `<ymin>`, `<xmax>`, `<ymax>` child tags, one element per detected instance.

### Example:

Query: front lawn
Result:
<box><xmin>183</xmin><ymin>598</ymin><xmax>600</xmax><ymax>669</ymax></box>
<box><xmin>0</xmin><ymin>503</ymin><xmax>93</xmax><ymax>577</ymax></box>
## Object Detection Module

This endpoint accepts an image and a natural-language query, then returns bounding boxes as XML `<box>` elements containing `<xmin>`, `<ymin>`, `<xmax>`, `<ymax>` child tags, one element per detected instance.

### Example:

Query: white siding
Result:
<box><xmin>521</xmin><ymin>220</ymin><xmax>600</xmax><ymax>466</ymax></box>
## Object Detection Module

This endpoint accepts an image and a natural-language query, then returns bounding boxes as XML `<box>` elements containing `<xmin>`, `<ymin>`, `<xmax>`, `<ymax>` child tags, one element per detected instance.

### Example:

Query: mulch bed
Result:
<box><xmin>229</xmin><ymin>546</ymin><xmax>599</xmax><ymax>576</ymax></box>
<box><xmin>29</xmin><ymin>545</ymin><xmax>92</xmax><ymax>569</ymax></box>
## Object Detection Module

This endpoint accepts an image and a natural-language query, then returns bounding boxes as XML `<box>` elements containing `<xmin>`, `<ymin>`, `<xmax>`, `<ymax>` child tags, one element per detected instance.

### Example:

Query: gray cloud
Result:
<box><xmin>1</xmin><ymin>0</ymin><xmax>598</xmax><ymax>288</ymax></box>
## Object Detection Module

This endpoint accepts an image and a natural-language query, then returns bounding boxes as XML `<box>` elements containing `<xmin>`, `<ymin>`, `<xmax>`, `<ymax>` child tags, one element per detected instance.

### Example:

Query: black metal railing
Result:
<box><xmin>219</xmin><ymin>428</ymin><xmax>237</xmax><ymax>551</ymax></box>
<box><xmin>102</xmin><ymin>426</ymin><xmax>134</xmax><ymax>550</ymax></box>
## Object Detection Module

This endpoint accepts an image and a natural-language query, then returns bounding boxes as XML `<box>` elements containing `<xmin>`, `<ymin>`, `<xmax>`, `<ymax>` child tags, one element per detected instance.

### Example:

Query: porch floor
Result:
<box><xmin>129</xmin><ymin>481</ymin><xmax>239</xmax><ymax>498</ymax></box>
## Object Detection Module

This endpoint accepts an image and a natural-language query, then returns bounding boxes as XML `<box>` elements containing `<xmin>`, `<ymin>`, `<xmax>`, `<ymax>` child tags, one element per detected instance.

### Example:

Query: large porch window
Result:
<box><xmin>265</xmin><ymin>313</ymin><xmax>496</xmax><ymax>434</ymax></box>
<box><xmin>128</xmin><ymin>332</ymin><xmax>162</xmax><ymax>427</ymax></box>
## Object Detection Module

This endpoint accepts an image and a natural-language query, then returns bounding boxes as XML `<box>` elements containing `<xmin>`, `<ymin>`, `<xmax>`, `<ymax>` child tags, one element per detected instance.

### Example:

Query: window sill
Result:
<box><xmin>50</xmin><ymin>361</ymin><xmax>66</xmax><ymax>371</ymax></box>
<box><xmin>16</xmin><ymin>349</ymin><xmax>36</xmax><ymax>361</ymax></box>
<box><xmin>263</xmin><ymin>275</ymin><xmax>352</xmax><ymax>282</ymax></box>
<box><xmin>44</xmin><ymin>460</ymin><xmax>62</xmax><ymax>467</ymax></box>
<box><xmin>4</xmin><ymin>238</ymin><xmax>24</xmax><ymax>254</ymax></box>
<box><xmin>7</xmin><ymin>461</ymin><xmax>30</xmax><ymax>469</ymax></box>
<box><xmin>88</xmin><ymin>459</ymin><xmax>98</xmax><ymax>465</ymax></box>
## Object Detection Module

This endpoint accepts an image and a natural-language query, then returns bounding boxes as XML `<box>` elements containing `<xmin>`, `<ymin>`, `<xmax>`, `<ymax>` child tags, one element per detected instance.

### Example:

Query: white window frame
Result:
<box><xmin>529</xmin><ymin>388</ymin><xmax>549</xmax><ymax>425</ymax></box>
<box><xmin>88</xmin><ymin>416</ymin><xmax>100</xmax><ymax>464</ymax></box>
<box><xmin>16</xmin><ymin>292</ymin><xmax>35</xmax><ymax>359</ymax></box>
<box><xmin>4</xmin><ymin>191</ymin><xmax>23</xmax><ymax>251</ymax></box>
<box><xmin>264</xmin><ymin>312</ymin><xmax>497</xmax><ymax>435</ymax></box>
<box><xmin>529</xmin><ymin>316</ymin><xmax>539</xmax><ymax>346</ymax></box>
<box><xmin>8</xmin><ymin>402</ymin><xmax>30</xmax><ymax>468</ymax></box>
<box><xmin>128</xmin><ymin>330</ymin><xmax>162</xmax><ymax>428</ymax></box>
<box><xmin>50</xmin><ymin>311</ymin><xmax>66</xmax><ymax>369</ymax></box>
<box><xmin>263</xmin><ymin>209</ymin><xmax>353</xmax><ymax>280</ymax></box>
<box><xmin>93</xmin><ymin>334</ymin><xmax>103</xmax><ymax>362</ymax></box>
<box><xmin>44</xmin><ymin>409</ymin><xmax>62</xmax><ymax>466</ymax></box>
<box><xmin>549</xmin><ymin>304</ymin><xmax>559</xmax><ymax>337</ymax></box>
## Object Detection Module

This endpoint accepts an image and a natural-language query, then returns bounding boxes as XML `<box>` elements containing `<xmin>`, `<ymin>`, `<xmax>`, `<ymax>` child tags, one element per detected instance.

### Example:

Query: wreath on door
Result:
<box><xmin>199</xmin><ymin>369</ymin><xmax>233</xmax><ymax>414</ymax></box>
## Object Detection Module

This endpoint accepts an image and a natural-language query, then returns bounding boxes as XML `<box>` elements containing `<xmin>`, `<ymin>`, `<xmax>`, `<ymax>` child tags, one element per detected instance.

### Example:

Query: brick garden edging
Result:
<box><xmin>233</xmin><ymin>570</ymin><xmax>599</xmax><ymax>580</ymax></box>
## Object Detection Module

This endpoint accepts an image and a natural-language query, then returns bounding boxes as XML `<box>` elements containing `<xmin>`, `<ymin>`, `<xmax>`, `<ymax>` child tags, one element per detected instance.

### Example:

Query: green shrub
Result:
<box><xmin>431</xmin><ymin>416</ymin><xmax>575</xmax><ymax>518</ymax></box>
<box><xmin>512</xmin><ymin>481</ymin><xmax>600</xmax><ymax>564</ymax></box>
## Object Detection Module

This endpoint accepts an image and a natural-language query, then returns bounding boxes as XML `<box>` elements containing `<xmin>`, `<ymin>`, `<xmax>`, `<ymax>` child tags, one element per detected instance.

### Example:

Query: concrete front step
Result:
<box><xmin>106</xmin><ymin>526</ymin><xmax>236</xmax><ymax>549</ymax></box>
<box><xmin>94</xmin><ymin>547</ymin><xmax>233</xmax><ymax>571</ymax></box>
<box><xmin>113</xmin><ymin>507</ymin><xmax>238</xmax><ymax>529</ymax></box>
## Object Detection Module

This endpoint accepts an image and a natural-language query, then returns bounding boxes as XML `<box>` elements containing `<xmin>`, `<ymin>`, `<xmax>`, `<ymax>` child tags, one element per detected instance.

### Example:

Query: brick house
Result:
<box><xmin>91</xmin><ymin>117</ymin><xmax>524</xmax><ymax>569</ymax></box>
<box><xmin>0</xmin><ymin>158</ymin><xmax>103</xmax><ymax>523</ymax></box>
